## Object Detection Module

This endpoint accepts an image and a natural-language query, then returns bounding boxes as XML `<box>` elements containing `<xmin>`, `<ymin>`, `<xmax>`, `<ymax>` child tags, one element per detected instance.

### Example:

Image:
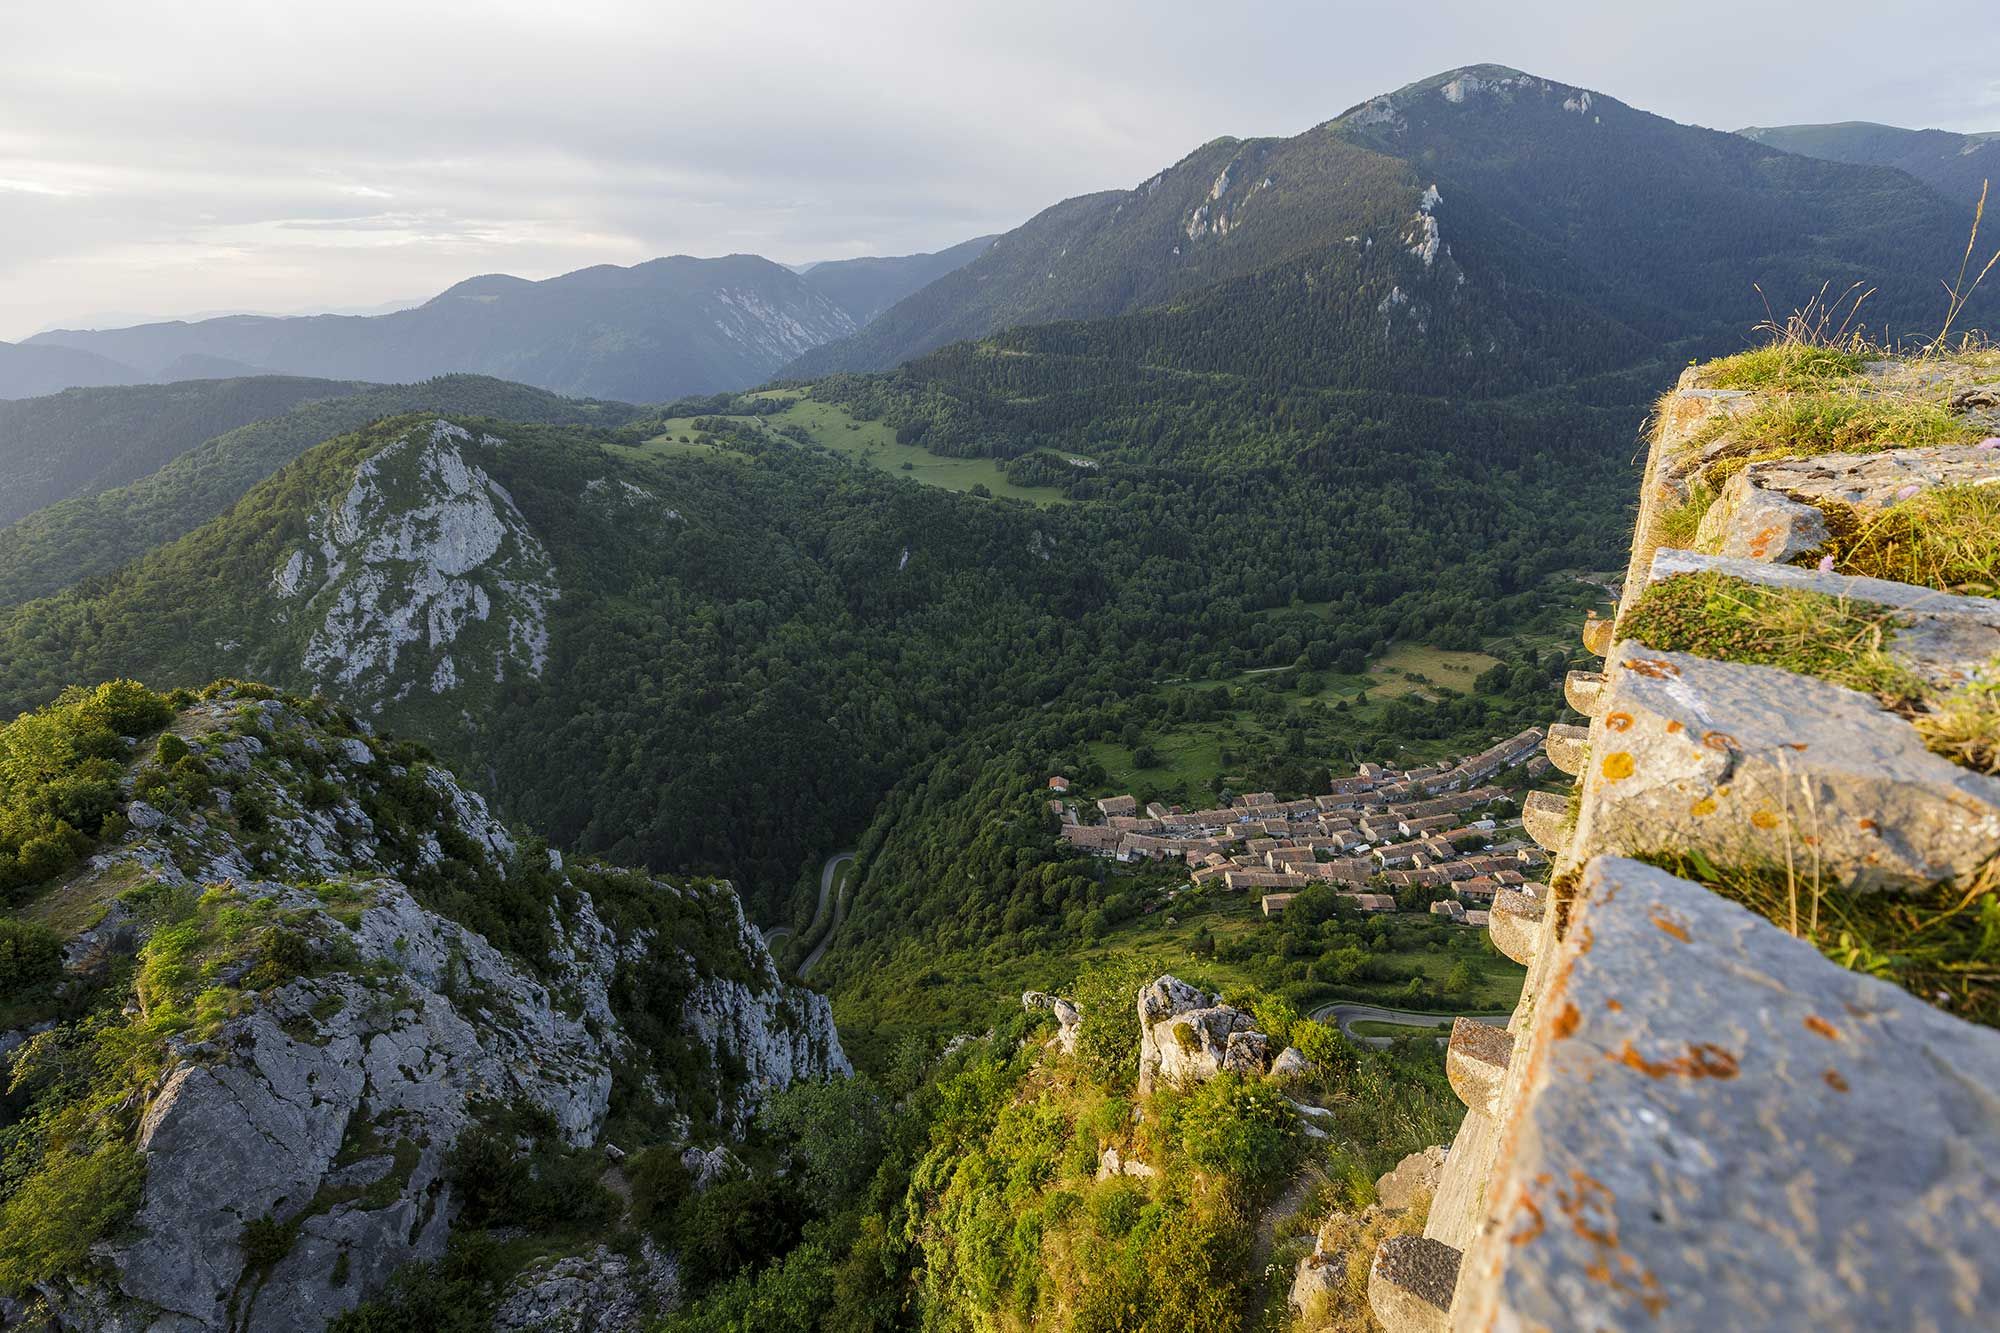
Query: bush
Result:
<box><xmin>0</xmin><ymin>1143</ymin><xmax>145</xmax><ymax>1292</ymax></box>
<box><xmin>1174</xmin><ymin>1074</ymin><xmax>1297</xmax><ymax>1191</ymax></box>
<box><xmin>0</xmin><ymin>918</ymin><xmax>63</xmax><ymax>1000</ymax></box>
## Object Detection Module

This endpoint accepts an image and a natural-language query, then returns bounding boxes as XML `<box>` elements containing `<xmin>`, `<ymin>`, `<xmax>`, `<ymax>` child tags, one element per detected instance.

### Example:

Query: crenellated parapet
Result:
<box><xmin>1371</xmin><ymin>349</ymin><xmax>2000</xmax><ymax>1330</ymax></box>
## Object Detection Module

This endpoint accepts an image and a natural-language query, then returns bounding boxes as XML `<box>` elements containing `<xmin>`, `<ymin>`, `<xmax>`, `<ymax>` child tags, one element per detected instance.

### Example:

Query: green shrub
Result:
<box><xmin>0</xmin><ymin>1143</ymin><xmax>145</xmax><ymax>1292</ymax></box>
<box><xmin>0</xmin><ymin>918</ymin><xmax>63</xmax><ymax>1000</ymax></box>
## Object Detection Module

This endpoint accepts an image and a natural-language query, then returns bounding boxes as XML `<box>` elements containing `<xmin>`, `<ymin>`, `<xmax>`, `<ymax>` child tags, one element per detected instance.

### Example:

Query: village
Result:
<box><xmin>1052</xmin><ymin>727</ymin><xmax>1553</xmax><ymax>927</ymax></box>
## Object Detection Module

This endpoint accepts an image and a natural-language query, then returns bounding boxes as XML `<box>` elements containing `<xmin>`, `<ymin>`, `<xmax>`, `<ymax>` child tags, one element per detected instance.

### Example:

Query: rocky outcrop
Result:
<box><xmin>1134</xmin><ymin>975</ymin><xmax>1273</xmax><ymax>1094</ymax></box>
<box><xmin>1022</xmin><ymin>990</ymin><xmax>1082</xmax><ymax>1054</ymax></box>
<box><xmin>273</xmin><ymin>419</ymin><xmax>559</xmax><ymax>710</ymax></box>
<box><xmin>9</xmin><ymin>690</ymin><xmax>846</xmax><ymax>1332</ymax></box>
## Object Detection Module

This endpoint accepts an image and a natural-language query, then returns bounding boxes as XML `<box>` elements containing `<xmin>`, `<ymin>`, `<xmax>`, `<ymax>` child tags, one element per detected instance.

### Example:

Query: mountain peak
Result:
<box><xmin>1336</xmin><ymin>64</ymin><xmax>1602</xmax><ymax>131</ymax></box>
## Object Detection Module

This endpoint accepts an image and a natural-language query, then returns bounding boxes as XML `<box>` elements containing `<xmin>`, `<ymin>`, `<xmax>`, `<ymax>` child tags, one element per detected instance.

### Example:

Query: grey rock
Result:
<box><xmin>1135</xmin><ymin>975</ymin><xmax>1272</xmax><ymax>1094</ymax></box>
<box><xmin>339</xmin><ymin>738</ymin><xmax>373</xmax><ymax>766</ymax></box>
<box><xmin>1368</xmin><ymin>1235</ymin><xmax>1458</xmax><ymax>1333</ymax></box>
<box><xmin>1269</xmin><ymin>1046</ymin><xmax>1309</xmax><ymax>1079</ymax></box>
<box><xmin>125</xmin><ymin>800</ymin><xmax>167</xmax><ymax>830</ymax></box>
<box><xmin>1375</xmin><ymin>1145</ymin><xmax>1448</xmax><ymax>1213</ymax></box>
<box><xmin>1578</xmin><ymin>642</ymin><xmax>2000</xmax><ymax>890</ymax></box>
<box><xmin>1022</xmin><ymin>990</ymin><xmax>1083</xmax><ymax>1055</ymax></box>
<box><xmin>1455</xmin><ymin>856</ymin><xmax>2000</xmax><ymax>1331</ymax></box>
<box><xmin>492</xmin><ymin>1240</ymin><xmax>679</xmax><ymax>1332</ymax></box>
<box><xmin>1693</xmin><ymin>475</ymin><xmax>1827</xmax><ymax>562</ymax></box>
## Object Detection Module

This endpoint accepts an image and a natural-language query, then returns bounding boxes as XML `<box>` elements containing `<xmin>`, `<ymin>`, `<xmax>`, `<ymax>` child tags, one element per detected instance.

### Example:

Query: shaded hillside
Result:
<box><xmin>1740</xmin><ymin>120</ymin><xmax>2000</xmax><ymax>205</ymax></box>
<box><xmin>0</xmin><ymin>376</ymin><xmax>640</xmax><ymax>607</ymax></box>
<box><xmin>0</xmin><ymin>375</ymin><xmax>369</xmax><ymax>525</ymax></box>
<box><xmin>798</xmin><ymin>234</ymin><xmax>999</xmax><ymax>324</ymax></box>
<box><xmin>0</xmin><ymin>339</ymin><xmax>141</xmax><ymax>401</ymax></box>
<box><xmin>27</xmin><ymin>255</ymin><xmax>857</xmax><ymax>402</ymax></box>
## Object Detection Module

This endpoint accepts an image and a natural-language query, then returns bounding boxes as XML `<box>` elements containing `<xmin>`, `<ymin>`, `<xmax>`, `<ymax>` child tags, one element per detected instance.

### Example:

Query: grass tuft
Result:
<box><xmin>1814</xmin><ymin>485</ymin><xmax>2000</xmax><ymax>596</ymax></box>
<box><xmin>1703</xmin><ymin>344</ymin><xmax>1865</xmax><ymax>391</ymax></box>
<box><xmin>1618</xmin><ymin>572</ymin><xmax>1923</xmax><ymax>700</ymax></box>
<box><xmin>1686</xmin><ymin>390</ymin><xmax>1978</xmax><ymax>469</ymax></box>
<box><xmin>1912</xmin><ymin>669</ymin><xmax>2000</xmax><ymax>775</ymax></box>
<box><xmin>1643</xmin><ymin>848</ymin><xmax>1999</xmax><ymax>1028</ymax></box>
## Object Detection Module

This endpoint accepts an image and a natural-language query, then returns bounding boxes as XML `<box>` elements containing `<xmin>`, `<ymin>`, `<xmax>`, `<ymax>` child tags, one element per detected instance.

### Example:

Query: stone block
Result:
<box><xmin>1453</xmin><ymin>856</ymin><xmax>2000</xmax><ymax>1331</ymax></box>
<box><xmin>1445</xmin><ymin>1017</ymin><xmax>1513</xmax><ymax>1118</ymax></box>
<box><xmin>1487</xmin><ymin>888</ymin><xmax>1544</xmax><ymax>966</ymax></box>
<box><xmin>1521</xmin><ymin>791</ymin><xmax>1569</xmax><ymax>852</ymax></box>
<box><xmin>1582</xmin><ymin>612</ymin><xmax>1614</xmax><ymax>657</ymax></box>
<box><xmin>1692</xmin><ymin>474</ymin><xmax>1828</xmax><ymax>562</ymax></box>
<box><xmin>1369</xmin><ymin>1235</ymin><xmax>1459</xmax><ymax>1333</ymax></box>
<box><xmin>1544</xmin><ymin>722</ymin><xmax>1589</xmax><ymax>776</ymax></box>
<box><xmin>1579</xmin><ymin>642</ymin><xmax>2000</xmax><ymax>890</ymax></box>
<box><xmin>1564</xmin><ymin>670</ymin><xmax>1607</xmax><ymax>717</ymax></box>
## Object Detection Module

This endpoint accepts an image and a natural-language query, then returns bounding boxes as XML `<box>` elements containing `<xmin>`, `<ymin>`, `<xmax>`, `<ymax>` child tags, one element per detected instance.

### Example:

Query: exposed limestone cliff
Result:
<box><xmin>0</xmin><ymin>684</ymin><xmax>846</xmax><ymax>1331</ymax></box>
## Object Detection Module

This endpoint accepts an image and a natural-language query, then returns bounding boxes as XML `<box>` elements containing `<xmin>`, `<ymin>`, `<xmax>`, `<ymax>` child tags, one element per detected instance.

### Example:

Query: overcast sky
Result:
<box><xmin>3</xmin><ymin>0</ymin><xmax>1995</xmax><ymax>340</ymax></box>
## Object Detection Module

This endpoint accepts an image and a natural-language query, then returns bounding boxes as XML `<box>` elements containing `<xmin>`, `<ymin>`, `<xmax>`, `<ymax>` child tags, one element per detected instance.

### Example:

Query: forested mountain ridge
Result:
<box><xmin>0</xmin><ymin>375</ymin><xmax>371</xmax><ymax>526</ymax></box>
<box><xmin>19</xmin><ymin>239</ymin><xmax>995</xmax><ymax>404</ymax></box>
<box><xmin>0</xmin><ymin>338</ymin><xmax>144</xmax><ymax>401</ymax></box>
<box><xmin>0</xmin><ymin>375</ymin><xmax>642</xmax><ymax>608</ymax></box>
<box><xmin>792</xmin><ymin>65</ymin><xmax>1992</xmax><ymax>381</ymax></box>
<box><xmin>795</xmin><ymin>233</ymin><xmax>1000</xmax><ymax>324</ymax></box>
<box><xmin>1739</xmin><ymin>120</ymin><xmax>2000</xmax><ymax>204</ymax></box>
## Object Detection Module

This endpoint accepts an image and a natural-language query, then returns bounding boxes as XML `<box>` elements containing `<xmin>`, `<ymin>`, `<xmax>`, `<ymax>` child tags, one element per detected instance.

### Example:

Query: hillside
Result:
<box><xmin>0</xmin><ymin>375</ymin><xmax>370</xmax><ymax>526</ymax></box>
<box><xmin>0</xmin><ymin>339</ymin><xmax>143</xmax><ymax>401</ymax></box>
<box><xmin>23</xmin><ymin>240</ymin><xmax>991</xmax><ymax>404</ymax></box>
<box><xmin>792</xmin><ymin>66</ymin><xmax>1990</xmax><ymax>380</ymax></box>
<box><xmin>0</xmin><ymin>680</ymin><xmax>845</xmax><ymax>1328</ymax></box>
<box><xmin>796</xmin><ymin>234</ymin><xmax>998</xmax><ymax>324</ymax></box>
<box><xmin>1740</xmin><ymin>120</ymin><xmax>2000</xmax><ymax>203</ymax></box>
<box><xmin>0</xmin><ymin>375</ymin><xmax>642</xmax><ymax>608</ymax></box>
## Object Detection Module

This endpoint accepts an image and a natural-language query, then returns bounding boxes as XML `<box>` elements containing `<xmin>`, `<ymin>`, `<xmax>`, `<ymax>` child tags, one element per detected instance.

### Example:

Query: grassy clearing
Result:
<box><xmin>623</xmin><ymin>393</ymin><xmax>1066</xmax><ymax>504</ymax></box>
<box><xmin>1817</xmin><ymin>484</ymin><xmax>2000</xmax><ymax>597</ymax></box>
<box><xmin>1644</xmin><ymin>849</ymin><xmax>1999</xmax><ymax>1028</ymax></box>
<box><xmin>1618</xmin><ymin>572</ymin><xmax>1923</xmax><ymax>699</ymax></box>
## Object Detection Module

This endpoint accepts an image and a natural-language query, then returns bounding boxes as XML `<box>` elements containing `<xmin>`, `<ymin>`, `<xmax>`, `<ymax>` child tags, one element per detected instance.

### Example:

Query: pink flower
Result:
<box><xmin>1817</xmin><ymin>556</ymin><xmax>1836</xmax><ymax>573</ymax></box>
<box><xmin>1896</xmin><ymin>483</ymin><xmax>1920</xmax><ymax>502</ymax></box>
<box><xmin>1979</xmin><ymin>437</ymin><xmax>2000</xmax><ymax>451</ymax></box>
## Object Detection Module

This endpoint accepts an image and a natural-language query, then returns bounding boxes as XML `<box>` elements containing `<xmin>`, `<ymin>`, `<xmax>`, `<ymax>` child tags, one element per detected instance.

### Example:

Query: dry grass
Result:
<box><xmin>1654</xmin><ymin>476</ymin><xmax>1718</xmax><ymax>550</ymax></box>
<box><xmin>1703</xmin><ymin>344</ymin><xmax>1866</xmax><ymax>391</ymax></box>
<box><xmin>1288</xmin><ymin>1195</ymin><xmax>1428</xmax><ymax>1333</ymax></box>
<box><xmin>1686</xmin><ymin>391</ymin><xmax>1978</xmax><ymax>473</ymax></box>
<box><xmin>1912</xmin><ymin>668</ymin><xmax>2000</xmax><ymax>775</ymax></box>
<box><xmin>1644</xmin><ymin>848</ymin><xmax>2000</xmax><ymax>1029</ymax></box>
<box><xmin>1816</xmin><ymin>484</ymin><xmax>2000</xmax><ymax>597</ymax></box>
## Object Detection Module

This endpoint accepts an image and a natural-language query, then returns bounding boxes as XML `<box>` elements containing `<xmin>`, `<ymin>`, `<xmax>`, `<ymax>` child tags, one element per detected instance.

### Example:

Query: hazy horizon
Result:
<box><xmin>5</xmin><ymin>0</ymin><xmax>1996</xmax><ymax>341</ymax></box>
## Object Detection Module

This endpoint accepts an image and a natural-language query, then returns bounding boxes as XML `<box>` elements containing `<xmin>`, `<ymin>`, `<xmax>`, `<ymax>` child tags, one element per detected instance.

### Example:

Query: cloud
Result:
<box><xmin>2</xmin><ymin>0</ymin><xmax>1993</xmax><ymax>338</ymax></box>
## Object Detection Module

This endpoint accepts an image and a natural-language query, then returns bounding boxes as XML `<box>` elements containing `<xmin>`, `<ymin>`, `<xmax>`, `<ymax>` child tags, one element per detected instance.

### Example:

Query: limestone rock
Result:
<box><xmin>1269</xmin><ymin>1045</ymin><xmax>1309</xmax><ymax>1079</ymax></box>
<box><xmin>492</xmin><ymin>1241</ymin><xmax>680</xmax><ymax>1332</ymax></box>
<box><xmin>1455</xmin><ymin>856</ymin><xmax>2000</xmax><ymax>1331</ymax></box>
<box><xmin>1375</xmin><ymin>1145</ymin><xmax>1447</xmax><ymax>1214</ymax></box>
<box><xmin>1135</xmin><ymin>975</ymin><xmax>1273</xmax><ymax>1094</ymax></box>
<box><xmin>1022</xmin><ymin>990</ymin><xmax>1083</xmax><ymax>1054</ymax></box>
<box><xmin>1369</xmin><ymin>1235</ymin><xmax>1458</xmax><ymax>1333</ymax></box>
<box><xmin>1692</xmin><ymin>474</ymin><xmax>1827</xmax><ymax>562</ymax></box>
<box><xmin>1578</xmin><ymin>642</ymin><xmax>2000</xmax><ymax>890</ymax></box>
<box><xmin>1095</xmin><ymin>1146</ymin><xmax>1157</xmax><ymax>1180</ymax></box>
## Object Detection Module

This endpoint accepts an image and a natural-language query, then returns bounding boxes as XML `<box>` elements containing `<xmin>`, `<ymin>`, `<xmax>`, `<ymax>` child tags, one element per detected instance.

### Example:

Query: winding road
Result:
<box><xmin>798</xmin><ymin>852</ymin><xmax>854</xmax><ymax>978</ymax></box>
<box><xmin>1309</xmin><ymin>1002</ymin><xmax>1509</xmax><ymax>1048</ymax></box>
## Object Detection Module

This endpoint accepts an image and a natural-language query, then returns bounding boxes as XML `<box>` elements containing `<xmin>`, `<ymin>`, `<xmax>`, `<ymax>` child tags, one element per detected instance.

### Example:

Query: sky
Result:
<box><xmin>3</xmin><ymin>0</ymin><xmax>1997</xmax><ymax>340</ymax></box>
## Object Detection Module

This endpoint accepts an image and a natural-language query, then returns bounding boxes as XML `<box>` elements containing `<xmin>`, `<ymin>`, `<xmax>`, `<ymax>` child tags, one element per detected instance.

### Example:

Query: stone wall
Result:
<box><xmin>1368</xmin><ymin>358</ymin><xmax>2000</xmax><ymax>1330</ymax></box>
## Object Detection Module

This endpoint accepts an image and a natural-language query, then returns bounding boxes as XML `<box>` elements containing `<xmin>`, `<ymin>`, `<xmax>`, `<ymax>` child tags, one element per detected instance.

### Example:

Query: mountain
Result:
<box><xmin>0</xmin><ymin>339</ymin><xmax>142</xmax><ymax>400</ymax></box>
<box><xmin>0</xmin><ymin>375</ymin><xmax>644</xmax><ymax>607</ymax></box>
<box><xmin>0</xmin><ymin>375</ymin><xmax>370</xmax><ymax>526</ymax></box>
<box><xmin>792</xmin><ymin>66</ymin><xmax>1990</xmax><ymax>379</ymax></box>
<box><xmin>1740</xmin><ymin>121</ymin><xmax>2000</xmax><ymax>204</ymax></box>
<box><xmin>796</xmin><ymin>234</ymin><xmax>999</xmax><ymax>324</ymax></box>
<box><xmin>21</xmin><ymin>241</ymin><xmax>992</xmax><ymax>404</ymax></box>
<box><xmin>0</xmin><ymin>680</ymin><xmax>845</xmax><ymax>1328</ymax></box>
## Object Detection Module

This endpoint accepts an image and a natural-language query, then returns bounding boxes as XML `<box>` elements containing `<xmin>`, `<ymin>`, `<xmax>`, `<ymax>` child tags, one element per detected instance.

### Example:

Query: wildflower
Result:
<box><xmin>1895</xmin><ymin>483</ymin><xmax>1921</xmax><ymax>502</ymax></box>
<box><xmin>1979</xmin><ymin>437</ymin><xmax>2000</xmax><ymax>451</ymax></box>
<box><xmin>1817</xmin><ymin>555</ymin><xmax>1836</xmax><ymax>573</ymax></box>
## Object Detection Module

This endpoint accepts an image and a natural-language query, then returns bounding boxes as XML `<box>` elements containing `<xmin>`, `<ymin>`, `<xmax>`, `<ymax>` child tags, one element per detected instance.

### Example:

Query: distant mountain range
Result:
<box><xmin>1739</xmin><ymin>121</ymin><xmax>2000</xmax><ymax>204</ymax></box>
<box><xmin>14</xmin><ymin>241</ymin><xmax>994</xmax><ymax>402</ymax></box>
<box><xmin>790</xmin><ymin>65</ymin><xmax>1991</xmax><ymax>381</ymax></box>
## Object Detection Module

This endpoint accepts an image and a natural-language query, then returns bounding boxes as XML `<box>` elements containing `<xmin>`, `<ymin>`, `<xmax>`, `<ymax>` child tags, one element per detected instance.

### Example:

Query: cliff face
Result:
<box><xmin>1362</xmin><ymin>350</ymin><xmax>2000</xmax><ymax>1331</ymax></box>
<box><xmin>1</xmin><ymin>685</ymin><xmax>846</xmax><ymax>1331</ymax></box>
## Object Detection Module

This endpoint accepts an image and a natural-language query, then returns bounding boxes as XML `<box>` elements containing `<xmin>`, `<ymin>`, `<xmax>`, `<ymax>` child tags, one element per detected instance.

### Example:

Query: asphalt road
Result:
<box><xmin>799</xmin><ymin>852</ymin><xmax>855</xmax><ymax>978</ymax></box>
<box><xmin>1309</xmin><ymin>1002</ymin><xmax>1509</xmax><ymax>1047</ymax></box>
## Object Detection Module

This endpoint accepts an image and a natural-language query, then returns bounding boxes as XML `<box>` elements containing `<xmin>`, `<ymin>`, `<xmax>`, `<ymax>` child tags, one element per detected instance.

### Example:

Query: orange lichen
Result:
<box><xmin>1625</xmin><ymin>657</ymin><xmax>1681</xmax><ymax>680</ymax></box>
<box><xmin>1609</xmin><ymin>1040</ymin><xmax>1740</xmax><ymax>1079</ymax></box>
<box><xmin>1702</xmin><ymin>731</ymin><xmax>1740</xmax><ymax>752</ymax></box>
<box><xmin>1750</xmin><ymin>809</ymin><xmax>1782</xmax><ymax>831</ymax></box>
<box><xmin>1601</xmin><ymin>752</ymin><xmax>1636</xmax><ymax>781</ymax></box>
<box><xmin>1551</xmin><ymin>1001</ymin><xmax>1582</xmax><ymax>1039</ymax></box>
<box><xmin>1665</xmin><ymin>719</ymin><xmax>1684</xmax><ymax>734</ymax></box>
<box><xmin>1824</xmin><ymin>1068</ymin><xmax>1850</xmax><ymax>1093</ymax></box>
<box><xmin>1689</xmin><ymin>796</ymin><xmax>1718</xmax><ymax>817</ymax></box>
<box><xmin>1649</xmin><ymin>910</ymin><xmax>1691</xmax><ymax>942</ymax></box>
<box><xmin>1803</xmin><ymin>1015</ymin><xmax>1842</xmax><ymax>1041</ymax></box>
<box><xmin>1508</xmin><ymin>1190</ymin><xmax>1546</xmax><ymax>1245</ymax></box>
<box><xmin>1605</xmin><ymin>711</ymin><xmax>1634</xmax><ymax>732</ymax></box>
<box><xmin>1605</xmin><ymin>998</ymin><xmax>1623</xmax><ymax>1012</ymax></box>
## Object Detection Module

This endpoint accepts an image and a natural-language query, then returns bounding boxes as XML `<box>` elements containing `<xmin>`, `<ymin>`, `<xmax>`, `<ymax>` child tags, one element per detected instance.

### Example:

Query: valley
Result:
<box><xmin>2</xmin><ymin>49</ymin><xmax>1997</xmax><ymax>1333</ymax></box>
